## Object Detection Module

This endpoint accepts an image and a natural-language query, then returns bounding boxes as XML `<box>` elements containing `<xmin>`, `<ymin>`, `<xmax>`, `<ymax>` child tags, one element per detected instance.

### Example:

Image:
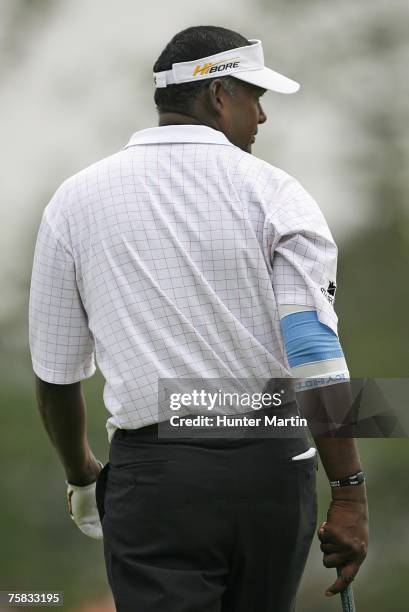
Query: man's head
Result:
<box><xmin>153</xmin><ymin>26</ymin><xmax>268</xmax><ymax>153</ymax></box>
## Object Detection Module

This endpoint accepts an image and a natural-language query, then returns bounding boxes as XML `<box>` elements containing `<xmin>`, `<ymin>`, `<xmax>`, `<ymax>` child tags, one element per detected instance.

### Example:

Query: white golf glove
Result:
<box><xmin>66</xmin><ymin>468</ymin><xmax>103</xmax><ymax>540</ymax></box>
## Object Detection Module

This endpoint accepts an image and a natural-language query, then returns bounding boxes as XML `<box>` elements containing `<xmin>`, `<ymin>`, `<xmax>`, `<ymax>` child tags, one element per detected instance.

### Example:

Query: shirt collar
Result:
<box><xmin>124</xmin><ymin>125</ymin><xmax>234</xmax><ymax>148</ymax></box>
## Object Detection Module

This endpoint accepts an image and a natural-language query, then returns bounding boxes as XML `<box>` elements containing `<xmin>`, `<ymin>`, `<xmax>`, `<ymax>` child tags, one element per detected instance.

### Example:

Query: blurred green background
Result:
<box><xmin>0</xmin><ymin>1</ymin><xmax>408</xmax><ymax>610</ymax></box>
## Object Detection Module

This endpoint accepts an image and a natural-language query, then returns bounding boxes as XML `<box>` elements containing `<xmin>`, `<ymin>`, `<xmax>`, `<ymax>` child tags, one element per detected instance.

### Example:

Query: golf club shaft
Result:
<box><xmin>337</xmin><ymin>568</ymin><xmax>356</xmax><ymax>612</ymax></box>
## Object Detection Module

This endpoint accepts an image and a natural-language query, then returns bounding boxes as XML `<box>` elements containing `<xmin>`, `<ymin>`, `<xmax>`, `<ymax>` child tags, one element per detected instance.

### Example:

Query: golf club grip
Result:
<box><xmin>337</xmin><ymin>568</ymin><xmax>356</xmax><ymax>612</ymax></box>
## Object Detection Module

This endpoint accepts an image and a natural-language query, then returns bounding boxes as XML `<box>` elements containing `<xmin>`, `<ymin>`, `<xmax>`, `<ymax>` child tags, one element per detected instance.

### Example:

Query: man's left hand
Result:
<box><xmin>66</xmin><ymin>460</ymin><xmax>103</xmax><ymax>539</ymax></box>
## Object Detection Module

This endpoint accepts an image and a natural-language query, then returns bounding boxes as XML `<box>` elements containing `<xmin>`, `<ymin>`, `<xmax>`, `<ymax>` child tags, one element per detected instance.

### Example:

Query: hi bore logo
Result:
<box><xmin>192</xmin><ymin>57</ymin><xmax>240</xmax><ymax>77</ymax></box>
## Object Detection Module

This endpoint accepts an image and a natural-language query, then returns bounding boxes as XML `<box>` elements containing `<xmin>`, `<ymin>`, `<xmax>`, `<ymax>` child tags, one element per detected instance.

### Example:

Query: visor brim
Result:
<box><xmin>233</xmin><ymin>67</ymin><xmax>300</xmax><ymax>94</ymax></box>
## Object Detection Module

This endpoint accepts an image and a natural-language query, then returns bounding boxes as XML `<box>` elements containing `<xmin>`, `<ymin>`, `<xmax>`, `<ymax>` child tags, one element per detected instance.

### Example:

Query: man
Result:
<box><xmin>29</xmin><ymin>25</ymin><xmax>368</xmax><ymax>612</ymax></box>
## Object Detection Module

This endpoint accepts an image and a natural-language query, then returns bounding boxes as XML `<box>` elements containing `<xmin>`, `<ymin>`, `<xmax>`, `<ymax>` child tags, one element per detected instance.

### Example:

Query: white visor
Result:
<box><xmin>153</xmin><ymin>39</ymin><xmax>299</xmax><ymax>94</ymax></box>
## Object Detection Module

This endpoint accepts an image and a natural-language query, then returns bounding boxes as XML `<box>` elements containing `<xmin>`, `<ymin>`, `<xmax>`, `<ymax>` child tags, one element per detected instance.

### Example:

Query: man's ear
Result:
<box><xmin>206</xmin><ymin>79</ymin><xmax>228</xmax><ymax>115</ymax></box>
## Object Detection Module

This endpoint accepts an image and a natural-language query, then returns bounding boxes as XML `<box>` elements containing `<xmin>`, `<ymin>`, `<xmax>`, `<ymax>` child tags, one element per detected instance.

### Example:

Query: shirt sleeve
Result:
<box><xmin>29</xmin><ymin>211</ymin><xmax>96</xmax><ymax>384</ymax></box>
<box><xmin>267</xmin><ymin>175</ymin><xmax>349</xmax><ymax>384</ymax></box>
<box><xmin>268</xmin><ymin>176</ymin><xmax>339</xmax><ymax>335</ymax></box>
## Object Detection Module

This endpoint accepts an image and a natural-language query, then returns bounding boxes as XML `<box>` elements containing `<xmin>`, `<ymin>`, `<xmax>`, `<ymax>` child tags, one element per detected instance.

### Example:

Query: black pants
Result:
<box><xmin>96</xmin><ymin>421</ymin><xmax>317</xmax><ymax>612</ymax></box>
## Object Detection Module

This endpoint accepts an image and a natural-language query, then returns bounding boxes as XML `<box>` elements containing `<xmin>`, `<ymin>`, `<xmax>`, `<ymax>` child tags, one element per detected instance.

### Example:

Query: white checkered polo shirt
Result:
<box><xmin>29</xmin><ymin>125</ymin><xmax>339</xmax><ymax>440</ymax></box>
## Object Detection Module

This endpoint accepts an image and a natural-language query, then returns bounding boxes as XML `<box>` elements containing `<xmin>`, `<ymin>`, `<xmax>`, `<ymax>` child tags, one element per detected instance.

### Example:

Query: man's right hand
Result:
<box><xmin>318</xmin><ymin>491</ymin><xmax>368</xmax><ymax>597</ymax></box>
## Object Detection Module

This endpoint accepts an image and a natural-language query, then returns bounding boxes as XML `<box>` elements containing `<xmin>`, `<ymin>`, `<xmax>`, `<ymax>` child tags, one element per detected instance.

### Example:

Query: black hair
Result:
<box><xmin>153</xmin><ymin>25</ymin><xmax>249</xmax><ymax>113</ymax></box>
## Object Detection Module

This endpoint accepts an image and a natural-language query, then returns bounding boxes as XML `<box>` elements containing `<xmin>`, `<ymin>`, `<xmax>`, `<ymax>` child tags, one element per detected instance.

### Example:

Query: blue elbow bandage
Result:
<box><xmin>280</xmin><ymin>310</ymin><xmax>344</xmax><ymax>368</ymax></box>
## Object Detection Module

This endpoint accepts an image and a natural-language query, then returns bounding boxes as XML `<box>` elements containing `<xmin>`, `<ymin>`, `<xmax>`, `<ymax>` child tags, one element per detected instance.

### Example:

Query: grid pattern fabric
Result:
<box><xmin>29</xmin><ymin>125</ymin><xmax>339</xmax><ymax>438</ymax></box>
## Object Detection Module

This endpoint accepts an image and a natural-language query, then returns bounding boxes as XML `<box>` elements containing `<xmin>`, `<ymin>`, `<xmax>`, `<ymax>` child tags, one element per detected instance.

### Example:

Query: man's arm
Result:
<box><xmin>298</xmin><ymin>384</ymin><xmax>368</xmax><ymax>597</ymax></box>
<box><xmin>267</xmin><ymin>174</ymin><xmax>368</xmax><ymax>597</ymax></box>
<box><xmin>29</xmin><ymin>190</ymin><xmax>102</xmax><ymax>538</ymax></box>
<box><xmin>315</xmin><ymin>437</ymin><xmax>368</xmax><ymax>597</ymax></box>
<box><xmin>35</xmin><ymin>375</ymin><xmax>101</xmax><ymax>486</ymax></box>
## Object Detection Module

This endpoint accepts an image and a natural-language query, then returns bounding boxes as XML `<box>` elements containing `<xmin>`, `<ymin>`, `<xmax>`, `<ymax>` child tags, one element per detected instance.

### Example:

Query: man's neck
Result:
<box><xmin>158</xmin><ymin>112</ymin><xmax>219</xmax><ymax>131</ymax></box>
